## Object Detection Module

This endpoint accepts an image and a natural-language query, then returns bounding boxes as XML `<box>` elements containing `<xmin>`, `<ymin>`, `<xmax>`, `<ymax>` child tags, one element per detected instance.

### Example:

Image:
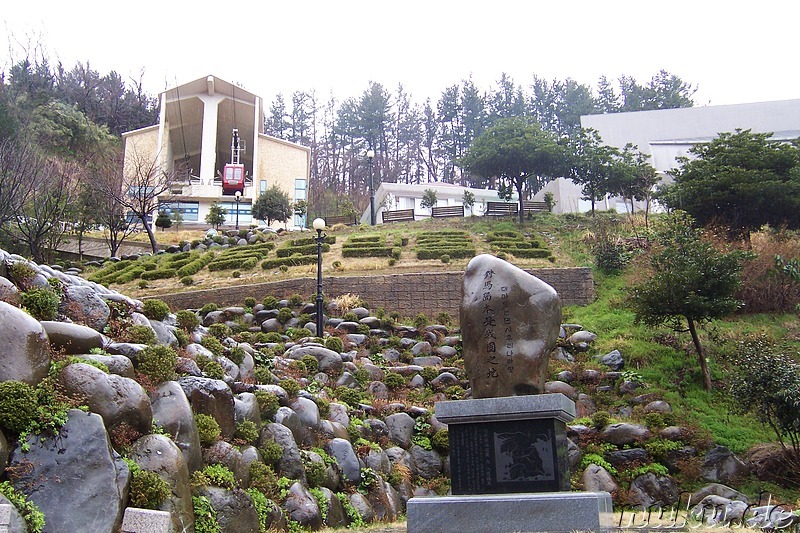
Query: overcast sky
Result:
<box><xmin>2</xmin><ymin>1</ymin><xmax>798</xmax><ymax>108</ymax></box>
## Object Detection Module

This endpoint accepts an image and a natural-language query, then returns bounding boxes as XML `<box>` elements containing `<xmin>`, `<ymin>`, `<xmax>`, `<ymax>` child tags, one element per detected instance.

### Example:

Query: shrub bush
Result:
<box><xmin>277</xmin><ymin>307</ymin><xmax>294</xmax><ymax>324</ymax></box>
<box><xmin>335</xmin><ymin>387</ymin><xmax>363</xmax><ymax>408</ymax></box>
<box><xmin>234</xmin><ymin>420</ymin><xmax>259</xmax><ymax>445</ymax></box>
<box><xmin>384</xmin><ymin>371</ymin><xmax>405</xmax><ymax>390</ymax></box>
<box><xmin>0</xmin><ymin>381</ymin><xmax>38</xmax><ymax>433</ymax></box>
<box><xmin>141</xmin><ymin>299</ymin><xmax>170</xmax><ymax>321</ymax></box>
<box><xmin>227</xmin><ymin>347</ymin><xmax>246</xmax><ymax>366</ymax></box>
<box><xmin>176</xmin><ymin>310</ymin><xmax>200</xmax><ymax>331</ymax></box>
<box><xmin>20</xmin><ymin>287</ymin><xmax>59</xmax><ymax>321</ymax></box>
<box><xmin>248</xmin><ymin>461</ymin><xmax>278</xmax><ymax>496</ymax></box>
<box><xmin>137</xmin><ymin>345</ymin><xmax>177</xmax><ymax>382</ymax></box>
<box><xmin>431</xmin><ymin>429</ymin><xmax>449</xmax><ymax>453</ymax></box>
<box><xmin>140</xmin><ymin>268</ymin><xmax>177</xmax><ymax>281</ymax></box>
<box><xmin>127</xmin><ymin>461</ymin><xmax>171</xmax><ymax>510</ymax></box>
<box><xmin>127</xmin><ymin>325</ymin><xmax>158</xmax><ymax>345</ymax></box>
<box><xmin>325</xmin><ymin>336</ymin><xmax>344</xmax><ymax>353</ymax></box>
<box><xmin>208</xmin><ymin>323</ymin><xmax>232</xmax><ymax>340</ymax></box>
<box><xmin>195</xmin><ymin>414</ymin><xmax>221</xmax><ymax>446</ymax></box>
<box><xmin>202</xmin><ymin>360</ymin><xmax>225</xmax><ymax>380</ymax></box>
<box><xmin>259</xmin><ymin>440</ymin><xmax>284</xmax><ymax>466</ymax></box>
<box><xmin>192</xmin><ymin>464</ymin><xmax>236</xmax><ymax>490</ymax></box>
<box><xmin>200</xmin><ymin>336</ymin><xmax>225</xmax><ymax>357</ymax></box>
<box><xmin>279</xmin><ymin>378</ymin><xmax>300</xmax><ymax>397</ymax></box>
<box><xmin>254</xmin><ymin>391</ymin><xmax>280</xmax><ymax>419</ymax></box>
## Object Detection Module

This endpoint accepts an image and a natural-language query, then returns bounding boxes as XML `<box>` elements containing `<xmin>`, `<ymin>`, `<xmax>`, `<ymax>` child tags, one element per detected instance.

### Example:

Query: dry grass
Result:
<box><xmin>95</xmin><ymin>218</ymin><xmax>563</xmax><ymax>299</ymax></box>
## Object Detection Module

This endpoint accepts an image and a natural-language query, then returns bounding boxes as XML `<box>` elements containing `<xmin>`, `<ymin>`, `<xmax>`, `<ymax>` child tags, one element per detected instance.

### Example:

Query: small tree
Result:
<box><xmin>727</xmin><ymin>336</ymin><xmax>800</xmax><ymax>481</ymax></box>
<box><xmin>171</xmin><ymin>209</ymin><xmax>184</xmax><ymax>230</ymax></box>
<box><xmin>252</xmin><ymin>185</ymin><xmax>292</xmax><ymax>226</ymax></box>
<box><xmin>293</xmin><ymin>199</ymin><xmax>307</xmax><ymax>227</ymax></box>
<box><xmin>460</xmin><ymin>117</ymin><xmax>563</xmax><ymax>224</ymax></box>
<box><xmin>659</xmin><ymin>129</ymin><xmax>800</xmax><ymax>242</ymax></box>
<box><xmin>421</xmin><ymin>189</ymin><xmax>437</xmax><ymax>212</ymax></box>
<box><xmin>155</xmin><ymin>210</ymin><xmax>172</xmax><ymax>232</ymax></box>
<box><xmin>462</xmin><ymin>190</ymin><xmax>476</xmax><ymax>215</ymax></box>
<box><xmin>626</xmin><ymin>211</ymin><xmax>745</xmax><ymax>390</ymax></box>
<box><xmin>205</xmin><ymin>203</ymin><xmax>227</xmax><ymax>230</ymax></box>
<box><xmin>543</xmin><ymin>192</ymin><xmax>556</xmax><ymax>212</ymax></box>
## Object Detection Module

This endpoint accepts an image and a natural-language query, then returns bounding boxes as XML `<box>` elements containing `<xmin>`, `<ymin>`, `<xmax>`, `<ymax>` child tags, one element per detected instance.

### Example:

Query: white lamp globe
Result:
<box><xmin>312</xmin><ymin>218</ymin><xmax>326</xmax><ymax>231</ymax></box>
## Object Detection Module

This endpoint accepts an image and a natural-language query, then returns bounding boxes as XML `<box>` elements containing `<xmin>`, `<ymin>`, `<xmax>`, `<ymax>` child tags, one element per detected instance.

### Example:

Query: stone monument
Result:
<box><xmin>407</xmin><ymin>254</ymin><xmax>613</xmax><ymax>533</ymax></box>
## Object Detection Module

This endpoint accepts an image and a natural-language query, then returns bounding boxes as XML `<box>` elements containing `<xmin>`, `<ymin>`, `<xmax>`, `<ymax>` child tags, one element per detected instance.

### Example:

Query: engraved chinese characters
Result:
<box><xmin>461</xmin><ymin>254</ymin><xmax>561</xmax><ymax>398</ymax></box>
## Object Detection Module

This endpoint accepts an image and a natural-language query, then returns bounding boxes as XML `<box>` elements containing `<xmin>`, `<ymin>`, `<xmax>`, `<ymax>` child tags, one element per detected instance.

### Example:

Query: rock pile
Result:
<box><xmin>0</xmin><ymin>248</ymin><xmax>784</xmax><ymax>532</ymax></box>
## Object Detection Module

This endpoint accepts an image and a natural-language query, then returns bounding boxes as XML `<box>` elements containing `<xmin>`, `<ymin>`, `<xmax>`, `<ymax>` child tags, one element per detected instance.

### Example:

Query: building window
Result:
<box><xmin>260</xmin><ymin>180</ymin><xmax>267</xmax><ymax>194</ymax></box>
<box><xmin>294</xmin><ymin>178</ymin><xmax>307</xmax><ymax>227</ymax></box>
<box><xmin>220</xmin><ymin>201</ymin><xmax>253</xmax><ymax>225</ymax></box>
<box><xmin>159</xmin><ymin>201</ymin><xmax>200</xmax><ymax>222</ymax></box>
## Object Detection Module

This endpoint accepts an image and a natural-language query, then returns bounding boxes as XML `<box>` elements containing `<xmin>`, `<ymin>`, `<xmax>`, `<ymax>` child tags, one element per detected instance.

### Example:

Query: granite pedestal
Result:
<box><xmin>407</xmin><ymin>394</ymin><xmax>613</xmax><ymax>533</ymax></box>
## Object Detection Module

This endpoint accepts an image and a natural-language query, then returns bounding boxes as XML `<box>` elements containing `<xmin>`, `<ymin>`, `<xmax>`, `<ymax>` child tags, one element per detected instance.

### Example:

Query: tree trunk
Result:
<box><xmin>140</xmin><ymin>215</ymin><xmax>158</xmax><ymax>253</ymax></box>
<box><xmin>687</xmin><ymin>318</ymin><xmax>712</xmax><ymax>390</ymax></box>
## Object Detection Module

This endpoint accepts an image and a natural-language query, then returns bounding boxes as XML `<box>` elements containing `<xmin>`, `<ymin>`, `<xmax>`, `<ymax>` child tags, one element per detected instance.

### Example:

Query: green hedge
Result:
<box><xmin>140</xmin><ymin>268</ymin><xmax>177</xmax><ymax>280</ymax></box>
<box><xmin>276</xmin><ymin>243</ymin><xmax>330</xmax><ymax>257</ymax></box>
<box><xmin>489</xmin><ymin>239</ymin><xmax>540</xmax><ymax>249</ymax></box>
<box><xmin>87</xmin><ymin>259</ymin><xmax>134</xmax><ymax>283</ymax></box>
<box><xmin>208</xmin><ymin>256</ymin><xmax>260</xmax><ymax>271</ymax></box>
<box><xmin>288</xmin><ymin>236</ymin><xmax>336</xmax><ymax>246</ymax></box>
<box><xmin>342</xmin><ymin>246</ymin><xmax>395</xmax><ymax>258</ymax></box>
<box><xmin>261</xmin><ymin>255</ymin><xmax>317</xmax><ymax>269</ymax></box>
<box><xmin>347</xmin><ymin>235</ymin><xmax>383</xmax><ymax>243</ymax></box>
<box><xmin>113</xmin><ymin>267</ymin><xmax>147</xmax><ymax>284</ymax></box>
<box><xmin>417</xmin><ymin>247</ymin><xmax>476</xmax><ymax>260</ymax></box>
<box><xmin>486</xmin><ymin>230</ymin><xmax>521</xmax><ymax>240</ymax></box>
<box><xmin>176</xmin><ymin>252</ymin><xmax>216</xmax><ymax>277</ymax></box>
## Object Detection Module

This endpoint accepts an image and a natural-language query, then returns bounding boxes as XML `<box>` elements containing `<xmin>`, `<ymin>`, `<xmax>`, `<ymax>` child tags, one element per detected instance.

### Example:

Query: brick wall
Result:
<box><xmin>150</xmin><ymin>267</ymin><xmax>593</xmax><ymax>319</ymax></box>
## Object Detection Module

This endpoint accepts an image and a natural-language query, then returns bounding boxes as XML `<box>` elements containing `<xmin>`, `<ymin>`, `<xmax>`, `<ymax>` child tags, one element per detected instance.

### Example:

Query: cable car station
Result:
<box><xmin>121</xmin><ymin>75</ymin><xmax>311</xmax><ymax>230</ymax></box>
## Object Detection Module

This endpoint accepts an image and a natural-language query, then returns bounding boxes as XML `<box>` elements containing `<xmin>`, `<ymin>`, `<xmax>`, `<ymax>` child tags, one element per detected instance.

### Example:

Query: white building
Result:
<box><xmin>354</xmin><ymin>99</ymin><xmax>800</xmax><ymax>223</ymax></box>
<box><xmin>360</xmin><ymin>182</ymin><xmax>516</xmax><ymax>224</ymax></box>
<box><xmin>573</xmin><ymin>98</ymin><xmax>800</xmax><ymax>212</ymax></box>
<box><xmin>121</xmin><ymin>75</ymin><xmax>311</xmax><ymax>230</ymax></box>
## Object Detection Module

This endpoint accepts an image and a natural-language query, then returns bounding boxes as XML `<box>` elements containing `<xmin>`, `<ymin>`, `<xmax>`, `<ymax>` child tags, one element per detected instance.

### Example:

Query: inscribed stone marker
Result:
<box><xmin>461</xmin><ymin>254</ymin><xmax>561</xmax><ymax>398</ymax></box>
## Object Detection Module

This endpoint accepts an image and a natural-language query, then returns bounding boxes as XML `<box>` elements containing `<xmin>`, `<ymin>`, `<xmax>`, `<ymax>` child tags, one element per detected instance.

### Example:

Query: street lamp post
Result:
<box><xmin>367</xmin><ymin>149</ymin><xmax>375</xmax><ymax>225</ymax></box>
<box><xmin>312</xmin><ymin>217</ymin><xmax>326</xmax><ymax>336</ymax></box>
<box><xmin>234</xmin><ymin>190</ymin><xmax>242</xmax><ymax>231</ymax></box>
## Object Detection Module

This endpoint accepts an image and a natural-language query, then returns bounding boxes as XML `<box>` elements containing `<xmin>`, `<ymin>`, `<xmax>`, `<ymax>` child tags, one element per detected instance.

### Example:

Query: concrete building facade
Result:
<box><xmin>359</xmin><ymin>182</ymin><xmax>517</xmax><ymax>224</ymax></box>
<box><xmin>121</xmin><ymin>75</ymin><xmax>311</xmax><ymax>230</ymax></box>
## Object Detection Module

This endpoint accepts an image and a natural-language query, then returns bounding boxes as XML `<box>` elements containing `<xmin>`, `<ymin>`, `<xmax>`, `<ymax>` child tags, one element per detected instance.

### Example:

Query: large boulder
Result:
<box><xmin>130</xmin><ymin>434</ymin><xmax>195</xmax><ymax>533</ymax></box>
<box><xmin>601</xmin><ymin>423</ymin><xmax>651</xmax><ymax>446</ymax></box>
<box><xmin>283</xmin><ymin>481</ymin><xmax>322</xmax><ymax>530</ymax></box>
<box><xmin>178</xmin><ymin>376</ymin><xmax>236</xmax><ymax>439</ymax></box>
<box><xmin>460</xmin><ymin>254</ymin><xmax>561</xmax><ymax>398</ymax></box>
<box><xmin>9</xmin><ymin>410</ymin><xmax>129</xmax><ymax>533</ymax></box>
<box><xmin>702</xmin><ymin>446</ymin><xmax>749</xmax><ymax>483</ymax></box>
<box><xmin>151</xmin><ymin>381</ymin><xmax>203</xmax><ymax>473</ymax></box>
<box><xmin>59</xmin><ymin>363</ymin><xmax>153</xmax><ymax>436</ymax></box>
<box><xmin>385</xmin><ymin>412</ymin><xmax>415</xmax><ymax>449</ymax></box>
<box><xmin>58</xmin><ymin>284</ymin><xmax>110</xmax><ymax>332</ymax></box>
<box><xmin>325</xmin><ymin>438</ymin><xmax>360</xmax><ymax>484</ymax></box>
<box><xmin>628</xmin><ymin>472</ymin><xmax>680</xmax><ymax>508</ymax></box>
<box><xmin>581</xmin><ymin>464</ymin><xmax>618</xmax><ymax>494</ymax></box>
<box><xmin>195</xmin><ymin>486</ymin><xmax>260</xmax><ymax>533</ymax></box>
<box><xmin>40</xmin><ymin>320</ymin><xmax>104</xmax><ymax>355</ymax></box>
<box><xmin>76</xmin><ymin>354</ymin><xmax>135</xmax><ymax>378</ymax></box>
<box><xmin>0</xmin><ymin>301</ymin><xmax>51</xmax><ymax>384</ymax></box>
<box><xmin>259</xmin><ymin>423</ymin><xmax>305</xmax><ymax>482</ymax></box>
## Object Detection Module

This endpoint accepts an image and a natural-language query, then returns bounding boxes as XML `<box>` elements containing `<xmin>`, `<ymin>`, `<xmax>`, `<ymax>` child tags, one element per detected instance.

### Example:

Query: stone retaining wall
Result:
<box><xmin>150</xmin><ymin>268</ymin><xmax>594</xmax><ymax>319</ymax></box>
